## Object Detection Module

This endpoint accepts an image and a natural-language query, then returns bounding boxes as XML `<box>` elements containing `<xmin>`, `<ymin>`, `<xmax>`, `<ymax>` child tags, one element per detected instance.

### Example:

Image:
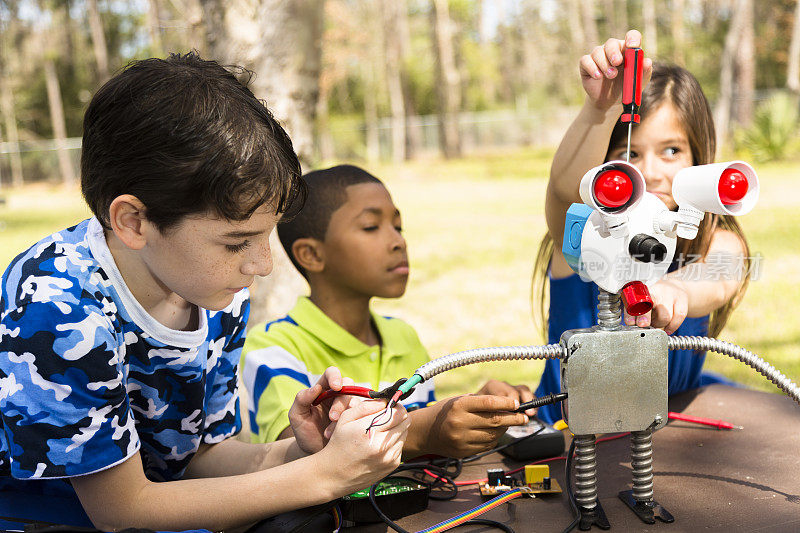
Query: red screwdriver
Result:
<box><xmin>621</xmin><ymin>47</ymin><xmax>644</xmax><ymax>162</ymax></box>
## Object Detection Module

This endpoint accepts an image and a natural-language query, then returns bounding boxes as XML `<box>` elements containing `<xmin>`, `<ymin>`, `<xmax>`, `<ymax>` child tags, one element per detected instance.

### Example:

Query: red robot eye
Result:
<box><xmin>718</xmin><ymin>168</ymin><xmax>748</xmax><ymax>205</ymax></box>
<box><xmin>593</xmin><ymin>169</ymin><xmax>633</xmax><ymax>208</ymax></box>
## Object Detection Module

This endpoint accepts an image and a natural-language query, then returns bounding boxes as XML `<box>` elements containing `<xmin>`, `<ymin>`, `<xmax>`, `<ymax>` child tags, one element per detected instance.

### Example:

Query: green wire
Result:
<box><xmin>397</xmin><ymin>373</ymin><xmax>423</xmax><ymax>397</ymax></box>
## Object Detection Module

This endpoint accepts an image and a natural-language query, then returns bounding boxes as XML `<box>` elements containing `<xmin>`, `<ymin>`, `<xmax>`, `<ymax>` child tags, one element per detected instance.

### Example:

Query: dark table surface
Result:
<box><xmin>352</xmin><ymin>384</ymin><xmax>800</xmax><ymax>532</ymax></box>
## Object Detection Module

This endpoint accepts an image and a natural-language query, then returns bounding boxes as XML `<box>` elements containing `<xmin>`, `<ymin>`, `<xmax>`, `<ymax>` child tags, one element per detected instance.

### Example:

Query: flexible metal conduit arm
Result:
<box><xmin>413</xmin><ymin>344</ymin><xmax>567</xmax><ymax>382</ymax></box>
<box><xmin>668</xmin><ymin>336</ymin><xmax>800</xmax><ymax>406</ymax></box>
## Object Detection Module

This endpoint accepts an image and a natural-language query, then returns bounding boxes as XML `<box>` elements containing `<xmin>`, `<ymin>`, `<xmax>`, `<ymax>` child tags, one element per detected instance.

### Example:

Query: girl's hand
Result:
<box><xmin>317</xmin><ymin>400</ymin><xmax>409</xmax><ymax>494</ymax></box>
<box><xmin>288</xmin><ymin>366</ymin><xmax>355</xmax><ymax>454</ymax></box>
<box><xmin>624</xmin><ymin>279</ymin><xmax>689</xmax><ymax>335</ymax></box>
<box><xmin>580</xmin><ymin>29</ymin><xmax>653</xmax><ymax>111</ymax></box>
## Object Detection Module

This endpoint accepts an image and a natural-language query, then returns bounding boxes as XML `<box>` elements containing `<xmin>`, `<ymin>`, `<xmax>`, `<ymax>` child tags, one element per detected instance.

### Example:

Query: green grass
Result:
<box><xmin>1</xmin><ymin>150</ymin><xmax>798</xmax><ymax>399</ymax></box>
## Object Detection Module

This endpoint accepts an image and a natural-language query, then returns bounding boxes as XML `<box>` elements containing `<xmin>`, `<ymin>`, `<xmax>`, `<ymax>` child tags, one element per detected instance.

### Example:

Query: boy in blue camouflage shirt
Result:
<box><xmin>0</xmin><ymin>53</ymin><xmax>408</xmax><ymax>531</ymax></box>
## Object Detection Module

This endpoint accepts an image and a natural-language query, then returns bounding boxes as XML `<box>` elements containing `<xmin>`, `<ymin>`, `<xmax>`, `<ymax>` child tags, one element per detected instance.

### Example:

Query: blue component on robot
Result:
<box><xmin>562</xmin><ymin>203</ymin><xmax>594</xmax><ymax>275</ymax></box>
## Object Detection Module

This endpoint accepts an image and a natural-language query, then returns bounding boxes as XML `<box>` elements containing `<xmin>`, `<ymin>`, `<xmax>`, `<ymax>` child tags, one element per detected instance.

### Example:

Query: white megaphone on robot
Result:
<box><xmin>670</xmin><ymin>161</ymin><xmax>759</xmax><ymax>239</ymax></box>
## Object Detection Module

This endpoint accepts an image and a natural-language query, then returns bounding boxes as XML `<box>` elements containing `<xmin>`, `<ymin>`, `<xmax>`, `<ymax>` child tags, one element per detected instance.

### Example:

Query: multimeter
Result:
<box><xmin>497</xmin><ymin>417</ymin><xmax>565</xmax><ymax>461</ymax></box>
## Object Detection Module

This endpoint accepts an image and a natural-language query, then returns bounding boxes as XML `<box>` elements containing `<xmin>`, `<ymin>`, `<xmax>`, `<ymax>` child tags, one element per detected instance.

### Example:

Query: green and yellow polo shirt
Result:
<box><xmin>241</xmin><ymin>297</ymin><xmax>436</xmax><ymax>443</ymax></box>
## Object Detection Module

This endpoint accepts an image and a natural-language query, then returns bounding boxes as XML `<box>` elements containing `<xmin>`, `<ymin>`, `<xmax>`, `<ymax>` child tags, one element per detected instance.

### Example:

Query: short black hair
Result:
<box><xmin>278</xmin><ymin>164</ymin><xmax>382</xmax><ymax>277</ymax></box>
<box><xmin>81</xmin><ymin>51</ymin><xmax>304</xmax><ymax>232</ymax></box>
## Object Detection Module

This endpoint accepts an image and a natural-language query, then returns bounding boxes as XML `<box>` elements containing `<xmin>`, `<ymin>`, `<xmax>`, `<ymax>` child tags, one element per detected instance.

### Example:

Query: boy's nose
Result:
<box><xmin>242</xmin><ymin>242</ymin><xmax>273</xmax><ymax>277</ymax></box>
<box><xmin>392</xmin><ymin>232</ymin><xmax>407</xmax><ymax>251</ymax></box>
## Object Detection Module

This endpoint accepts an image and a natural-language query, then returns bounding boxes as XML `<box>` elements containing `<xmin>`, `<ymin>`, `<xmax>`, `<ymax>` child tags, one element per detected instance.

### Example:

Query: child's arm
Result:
<box><xmin>70</xmin><ymin>399</ymin><xmax>408</xmax><ymax>531</ymax></box>
<box><xmin>625</xmin><ymin>229</ymin><xmax>747</xmax><ymax>334</ymax></box>
<box><xmin>402</xmin><ymin>394</ymin><xmax>527</xmax><ymax>458</ymax></box>
<box><xmin>185</xmin><ymin>367</ymin><xmax>356</xmax><ymax>477</ymax></box>
<box><xmin>547</xmin><ymin>30</ymin><xmax>652</xmax><ymax>277</ymax></box>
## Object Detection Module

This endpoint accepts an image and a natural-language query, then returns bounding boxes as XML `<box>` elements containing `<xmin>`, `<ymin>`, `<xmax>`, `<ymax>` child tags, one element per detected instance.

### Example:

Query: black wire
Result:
<box><xmin>561</xmin><ymin>438</ymin><xmax>580</xmax><ymax>533</ymax></box>
<box><xmin>462</xmin><ymin>424</ymin><xmax>547</xmax><ymax>463</ymax></box>
<box><xmin>452</xmin><ymin>518</ymin><xmax>515</xmax><ymax>532</ymax></box>
<box><xmin>368</xmin><ymin>481</ymin><xmax>412</xmax><ymax>533</ymax></box>
<box><xmin>514</xmin><ymin>392</ymin><xmax>568</xmax><ymax>413</ymax></box>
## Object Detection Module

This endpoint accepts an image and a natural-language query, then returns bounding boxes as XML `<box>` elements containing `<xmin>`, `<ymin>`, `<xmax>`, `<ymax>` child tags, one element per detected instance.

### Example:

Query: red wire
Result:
<box><xmin>312</xmin><ymin>386</ymin><xmax>375</xmax><ymax>405</ymax></box>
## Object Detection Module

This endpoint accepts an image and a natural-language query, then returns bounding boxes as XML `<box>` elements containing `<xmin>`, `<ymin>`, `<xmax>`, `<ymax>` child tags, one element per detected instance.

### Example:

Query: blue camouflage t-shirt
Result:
<box><xmin>0</xmin><ymin>217</ymin><xmax>246</xmax><ymax>486</ymax></box>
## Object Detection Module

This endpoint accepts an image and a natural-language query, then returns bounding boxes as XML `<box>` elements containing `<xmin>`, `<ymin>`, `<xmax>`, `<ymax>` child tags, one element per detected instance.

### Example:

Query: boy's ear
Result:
<box><xmin>292</xmin><ymin>238</ymin><xmax>325</xmax><ymax>274</ymax></box>
<box><xmin>108</xmin><ymin>195</ymin><xmax>149</xmax><ymax>250</ymax></box>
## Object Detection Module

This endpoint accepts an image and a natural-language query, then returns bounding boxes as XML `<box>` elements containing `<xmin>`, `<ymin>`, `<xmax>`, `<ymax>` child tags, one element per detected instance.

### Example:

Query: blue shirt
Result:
<box><xmin>535</xmin><ymin>273</ymin><xmax>729</xmax><ymax>424</ymax></box>
<box><xmin>0</xmin><ymin>218</ymin><xmax>246</xmax><ymax>525</ymax></box>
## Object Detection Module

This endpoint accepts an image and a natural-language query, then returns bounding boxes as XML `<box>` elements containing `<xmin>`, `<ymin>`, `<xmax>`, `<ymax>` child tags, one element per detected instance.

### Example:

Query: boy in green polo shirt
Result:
<box><xmin>241</xmin><ymin>164</ymin><xmax>535</xmax><ymax>458</ymax></box>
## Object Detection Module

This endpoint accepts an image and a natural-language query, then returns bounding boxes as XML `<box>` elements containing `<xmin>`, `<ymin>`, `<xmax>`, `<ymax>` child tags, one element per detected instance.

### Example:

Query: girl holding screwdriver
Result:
<box><xmin>532</xmin><ymin>30</ymin><xmax>753</xmax><ymax>424</ymax></box>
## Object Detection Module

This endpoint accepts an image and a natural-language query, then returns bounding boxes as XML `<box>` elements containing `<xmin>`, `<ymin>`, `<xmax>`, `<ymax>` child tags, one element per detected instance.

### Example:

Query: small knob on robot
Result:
<box><xmin>628</xmin><ymin>234</ymin><xmax>668</xmax><ymax>263</ymax></box>
<box><xmin>621</xmin><ymin>281</ymin><xmax>653</xmax><ymax>317</ymax></box>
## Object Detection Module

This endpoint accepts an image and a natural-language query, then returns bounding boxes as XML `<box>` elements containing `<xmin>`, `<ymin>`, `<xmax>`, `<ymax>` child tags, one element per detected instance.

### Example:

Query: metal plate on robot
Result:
<box><xmin>560</xmin><ymin>326</ymin><xmax>668</xmax><ymax>435</ymax></box>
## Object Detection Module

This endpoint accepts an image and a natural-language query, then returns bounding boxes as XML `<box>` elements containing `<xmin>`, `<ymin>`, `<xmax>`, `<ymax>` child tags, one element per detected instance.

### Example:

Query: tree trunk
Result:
<box><xmin>0</xmin><ymin>10</ymin><xmax>24</xmax><ymax>188</ymax></box>
<box><xmin>147</xmin><ymin>0</ymin><xmax>164</xmax><ymax>56</ymax></box>
<box><xmin>671</xmin><ymin>0</ymin><xmax>685</xmax><ymax>65</ymax></box>
<box><xmin>603</xmin><ymin>0</ymin><xmax>618</xmax><ymax>35</ymax></box>
<box><xmin>315</xmin><ymin>72</ymin><xmax>334</xmax><ymax>161</ymax></box>
<box><xmin>201</xmin><ymin>0</ymin><xmax>323</xmax><ymax>325</ymax></box>
<box><xmin>715</xmin><ymin>0</ymin><xmax>746</xmax><ymax>153</ymax></box>
<box><xmin>86</xmin><ymin>0</ymin><xmax>110</xmax><ymax>83</ymax></box>
<box><xmin>431</xmin><ymin>0</ymin><xmax>461</xmax><ymax>159</ymax></box>
<box><xmin>643</xmin><ymin>0</ymin><xmax>657</xmax><ymax>56</ymax></box>
<box><xmin>43</xmin><ymin>58</ymin><xmax>76</xmax><ymax>186</ymax></box>
<box><xmin>398</xmin><ymin>0</ymin><xmax>420</xmax><ymax>159</ymax></box>
<box><xmin>0</xmin><ymin>78</ymin><xmax>24</xmax><ymax>187</ymax></box>
<box><xmin>568</xmin><ymin>0</ymin><xmax>586</xmax><ymax>52</ymax></box>
<box><xmin>581</xmin><ymin>0</ymin><xmax>599</xmax><ymax>49</ymax></box>
<box><xmin>362</xmin><ymin>59</ymin><xmax>380</xmax><ymax>163</ymax></box>
<box><xmin>616</xmin><ymin>0</ymin><xmax>628</xmax><ymax>35</ymax></box>
<box><xmin>787</xmin><ymin>0</ymin><xmax>800</xmax><ymax>92</ymax></box>
<box><xmin>734</xmin><ymin>0</ymin><xmax>754</xmax><ymax>128</ymax></box>
<box><xmin>383</xmin><ymin>0</ymin><xmax>406</xmax><ymax>163</ymax></box>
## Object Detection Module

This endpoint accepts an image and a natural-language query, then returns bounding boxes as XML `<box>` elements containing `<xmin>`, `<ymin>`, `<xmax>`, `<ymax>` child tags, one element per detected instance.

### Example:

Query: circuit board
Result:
<box><xmin>478</xmin><ymin>479</ymin><xmax>562</xmax><ymax>497</ymax></box>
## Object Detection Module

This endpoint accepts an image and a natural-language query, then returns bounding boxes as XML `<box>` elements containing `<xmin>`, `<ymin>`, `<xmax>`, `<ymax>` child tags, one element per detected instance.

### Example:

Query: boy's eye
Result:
<box><xmin>664</xmin><ymin>147</ymin><xmax>679</xmax><ymax>157</ymax></box>
<box><xmin>363</xmin><ymin>226</ymin><xmax>379</xmax><ymax>232</ymax></box>
<box><xmin>225</xmin><ymin>240</ymin><xmax>251</xmax><ymax>253</ymax></box>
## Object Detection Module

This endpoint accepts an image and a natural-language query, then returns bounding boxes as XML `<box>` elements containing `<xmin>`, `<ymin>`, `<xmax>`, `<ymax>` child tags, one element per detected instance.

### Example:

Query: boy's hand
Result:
<box><xmin>476</xmin><ymin>380</ymin><xmax>535</xmax><ymax>416</ymax></box>
<box><xmin>624</xmin><ymin>278</ymin><xmax>689</xmax><ymax>335</ymax></box>
<box><xmin>288</xmin><ymin>366</ymin><xmax>355</xmax><ymax>454</ymax></box>
<box><xmin>425</xmin><ymin>395</ymin><xmax>527</xmax><ymax>458</ymax></box>
<box><xmin>316</xmin><ymin>400</ymin><xmax>409</xmax><ymax>495</ymax></box>
<box><xmin>580</xmin><ymin>29</ymin><xmax>653</xmax><ymax>111</ymax></box>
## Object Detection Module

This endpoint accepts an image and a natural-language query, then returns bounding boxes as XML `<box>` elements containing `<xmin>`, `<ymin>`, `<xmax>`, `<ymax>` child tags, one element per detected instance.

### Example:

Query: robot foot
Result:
<box><xmin>618</xmin><ymin>490</ymin><xmax>675</xmax><ymax>525</ymax></box>
<box><xmin>577</xmin><ymin>501</ymin><xmax>610</xmax><ymax>530</ymax></box>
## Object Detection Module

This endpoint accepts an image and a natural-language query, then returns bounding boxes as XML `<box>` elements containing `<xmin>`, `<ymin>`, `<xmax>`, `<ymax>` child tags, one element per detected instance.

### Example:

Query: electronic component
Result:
<box><xmin>340</xmin><ymin>478</ymin><xmax>429</xmax><ymax>524</ymax></box>
<box><xmin>479</xmin><ymin>467</ymin><xmax>561</xmax><ymax>497</ymax></box>
<box><xmin>524</xmin><ymin>464</ymin><xmax>562</xmax><ymax>494</ymax></box>
<box><xmin>497</xmin><ymin>417</ymin><xmax>565</xmax><ymax>461</ymax></box>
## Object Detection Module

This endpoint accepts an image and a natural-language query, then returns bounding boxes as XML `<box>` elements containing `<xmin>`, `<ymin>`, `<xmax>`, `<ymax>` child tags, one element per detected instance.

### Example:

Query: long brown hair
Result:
<box><xmin>532</xmin><ymin>63</ymin><xmax>751</xmax><ymax>340</ymax></box>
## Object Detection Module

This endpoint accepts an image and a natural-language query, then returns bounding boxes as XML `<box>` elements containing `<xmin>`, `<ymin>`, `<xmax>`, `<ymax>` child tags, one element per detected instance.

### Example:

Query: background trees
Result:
<box><xmin>3</xmin><ymin>1</ymin><xmax>799</xmax><ymax>174</ymax></box>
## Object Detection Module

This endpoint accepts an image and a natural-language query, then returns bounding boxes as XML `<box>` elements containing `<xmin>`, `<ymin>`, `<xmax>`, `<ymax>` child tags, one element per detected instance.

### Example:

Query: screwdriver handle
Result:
<box><xmin>621</xmin><ymin>47</ymin><xmax>643</xmax><ymax>124</ymax></box>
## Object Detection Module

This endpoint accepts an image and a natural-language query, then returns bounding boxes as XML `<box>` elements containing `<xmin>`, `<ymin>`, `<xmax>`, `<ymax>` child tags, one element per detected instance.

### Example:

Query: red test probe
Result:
<box><xmin>312</xmin><ymin>386</ymin><xmax>379</xmax><ymax>405</ymax></box>
<box><xmin>668</xmin><ymin>411</ymin><xmax>743</xmax><ymax>430</ymax></box>
<box><xmin>621</xmin><ymin>47</ymin><xmax>644</xmax><ymax>162</ymax></box>
<box><xmin>311</xmin><ymin>378</ymin><xmax>412</xmax><ymax>406</ymax></box>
